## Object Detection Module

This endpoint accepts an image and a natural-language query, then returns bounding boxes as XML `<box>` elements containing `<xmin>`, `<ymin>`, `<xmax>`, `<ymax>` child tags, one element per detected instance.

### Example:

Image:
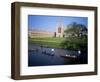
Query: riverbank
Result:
<box><xmin>28</xmin><ymin>37</ymin><xmax>65</xmax><ymax>48</ymax></box>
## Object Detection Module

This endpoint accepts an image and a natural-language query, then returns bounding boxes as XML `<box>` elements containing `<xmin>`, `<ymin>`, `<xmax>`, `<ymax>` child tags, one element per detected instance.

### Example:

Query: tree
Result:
<box><xmin>64</xmin><ymin>22</ymin><xmax>87</xmax><ymax>38</ymax></box>
<box><xmin>61</xmin><ymin>22</ymin><xmax>87</xmax><ymax>52</ymax></box>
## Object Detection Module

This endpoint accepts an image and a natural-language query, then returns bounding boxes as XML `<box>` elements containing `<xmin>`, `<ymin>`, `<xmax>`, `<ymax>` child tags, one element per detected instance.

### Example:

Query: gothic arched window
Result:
<box><xmin>58</xmin><ymin>27</ymin><xmax>61</xmax><ymax>33</ymax></box>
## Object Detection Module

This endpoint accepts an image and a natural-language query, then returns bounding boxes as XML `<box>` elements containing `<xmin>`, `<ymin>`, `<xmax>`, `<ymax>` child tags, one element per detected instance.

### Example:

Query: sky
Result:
<box><xmin>28</xmin><ymin>15</ymin><xmax>88</xmax><ymax>32</ymax></box>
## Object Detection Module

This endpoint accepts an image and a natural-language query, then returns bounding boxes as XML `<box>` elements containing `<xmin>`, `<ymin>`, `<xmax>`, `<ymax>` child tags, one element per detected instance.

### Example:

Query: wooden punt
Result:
<box><xmin>60</xmin><ymin>54</ymin><xmax>77</xmax><ymax>59</ymax></box>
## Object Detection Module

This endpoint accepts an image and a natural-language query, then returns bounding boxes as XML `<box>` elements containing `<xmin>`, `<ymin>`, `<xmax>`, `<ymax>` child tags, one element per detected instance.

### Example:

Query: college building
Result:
<box><xmin>28</xmin><ymin>20</ymin><xmax>65</xmax><ymax>38</ymax></box>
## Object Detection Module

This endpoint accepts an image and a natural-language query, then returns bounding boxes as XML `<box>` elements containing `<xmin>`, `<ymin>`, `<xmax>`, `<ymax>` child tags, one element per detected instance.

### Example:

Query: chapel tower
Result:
<box><xmin>56</xmin><ymin>18</ymin><xmax>64</xmax><ymax>37</ymax></box>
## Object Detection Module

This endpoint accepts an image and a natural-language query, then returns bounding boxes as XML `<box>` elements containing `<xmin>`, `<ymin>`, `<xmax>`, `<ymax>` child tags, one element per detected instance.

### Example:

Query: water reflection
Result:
<box><xmin>28</xmin><ymin>44</ymin><xmax>87</xmax><ymax>66</ymax></box>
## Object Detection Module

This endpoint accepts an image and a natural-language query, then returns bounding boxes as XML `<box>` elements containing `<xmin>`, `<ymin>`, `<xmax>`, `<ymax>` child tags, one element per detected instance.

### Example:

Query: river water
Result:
<box><xmin>28</xmin><ymin>44</ymin><xmax>87</xmax><ymax>66</ymax></box>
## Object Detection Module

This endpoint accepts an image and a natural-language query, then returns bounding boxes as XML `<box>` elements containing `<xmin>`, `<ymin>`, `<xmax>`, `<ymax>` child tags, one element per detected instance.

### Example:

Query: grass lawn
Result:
<box><xmin>28</xmin><ymin>37</ymin><xmax>65</xmax><ymax>48</ymax></box>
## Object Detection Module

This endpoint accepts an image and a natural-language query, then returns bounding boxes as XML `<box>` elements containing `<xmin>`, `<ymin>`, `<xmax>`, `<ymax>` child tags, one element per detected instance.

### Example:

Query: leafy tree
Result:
<box><xmin>61</xmin><ymin>22</ymin><xmax>88</xmax><ymax>52</ymax></box>
<box><xmin>64</xmin><ymin>22</ymin><xmax>87</xmax><ymax>38</ymax></box>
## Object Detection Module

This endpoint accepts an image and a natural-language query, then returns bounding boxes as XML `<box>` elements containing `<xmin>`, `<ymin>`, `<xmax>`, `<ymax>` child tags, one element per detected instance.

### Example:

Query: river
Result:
<box><xmin>28</xmin><ymin>43</ymin><xmax>87</xmax><ymax>66</ymax></box>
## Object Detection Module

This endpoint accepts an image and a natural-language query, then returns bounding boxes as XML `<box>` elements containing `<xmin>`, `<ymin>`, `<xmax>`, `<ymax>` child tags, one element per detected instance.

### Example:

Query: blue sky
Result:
<box><xmin>28</xmin><ymin>15</ymin><xmax>88</xmax><ymax>32</ymax></box>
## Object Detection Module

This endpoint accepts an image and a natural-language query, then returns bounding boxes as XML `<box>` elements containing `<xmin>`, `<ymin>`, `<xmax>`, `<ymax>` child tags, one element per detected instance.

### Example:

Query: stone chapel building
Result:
<box><xmin>28</xmin><ymin>19</ymin><xmax>65</xmax><ymax>38</ymax></box>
